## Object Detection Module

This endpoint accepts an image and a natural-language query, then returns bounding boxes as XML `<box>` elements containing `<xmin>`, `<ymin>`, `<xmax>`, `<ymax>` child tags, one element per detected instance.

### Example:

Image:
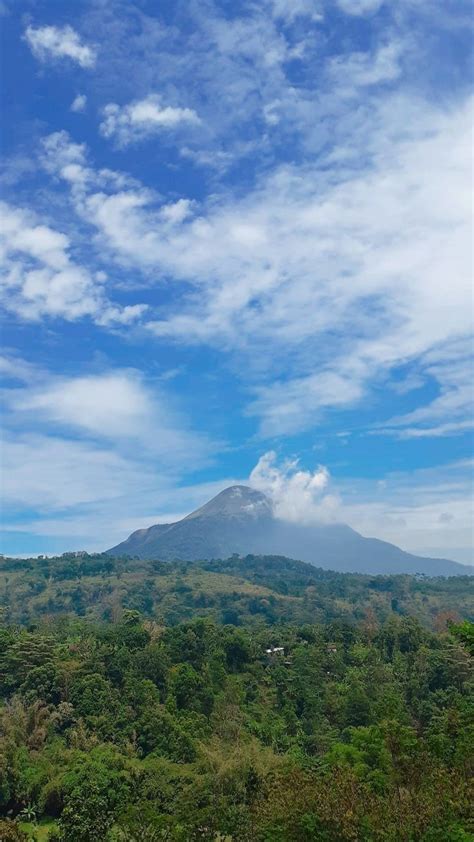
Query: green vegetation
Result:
<box><xmin>0</xmin><ymin>553</ymin><xmax>472</xmax><ymax>629</ymax></box>
<box><xmin>18</xmin><ymin>820</ymin><xmax>57</xmax><ymax>841</ymax></box>
<box><xmin>1</xmin><ymin>554</ymin><xmax>472</xmax><ymax>839</ymax></box>
<box><xmin>0</xmin><ymin>607</ymin><xmax>473</xmax><ymax>840</ymax></box>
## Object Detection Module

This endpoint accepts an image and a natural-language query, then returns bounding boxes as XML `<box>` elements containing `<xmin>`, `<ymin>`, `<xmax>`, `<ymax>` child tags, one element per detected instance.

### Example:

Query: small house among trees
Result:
<box><xmin>265</xmin><ymin>645</ymin><xmax>285</xmax><ymax>656</ymax></box>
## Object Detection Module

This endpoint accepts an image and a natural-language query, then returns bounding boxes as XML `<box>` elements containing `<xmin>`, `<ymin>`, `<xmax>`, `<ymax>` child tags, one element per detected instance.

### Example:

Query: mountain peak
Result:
<box><xmin>106</xmin><ymin>485</ymin><xmax>470</xmax><ymax>576</ymax></box>
<box><xmin>184</xmin><ymin>485</ymin><xmax>273</xmax><ymax>521</ymax></box>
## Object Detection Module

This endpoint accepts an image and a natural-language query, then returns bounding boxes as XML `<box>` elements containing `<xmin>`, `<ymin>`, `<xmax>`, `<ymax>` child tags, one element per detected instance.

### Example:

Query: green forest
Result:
<box><xmin>0</xmin><ymin>555</ymin><xmax>473</xmax><ymax>840</ymax></box>
<box><xmin>1</xmin><ymin>553</ymin><xmax>473</xmax><ymax>629</ymax></box>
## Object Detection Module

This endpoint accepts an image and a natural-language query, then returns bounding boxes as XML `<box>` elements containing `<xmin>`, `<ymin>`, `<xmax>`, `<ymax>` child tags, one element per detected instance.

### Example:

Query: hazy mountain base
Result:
<box><xmin>0</xmin><ymin>553</ymin><xmax>473</xmax><ymax>629</ymax></box>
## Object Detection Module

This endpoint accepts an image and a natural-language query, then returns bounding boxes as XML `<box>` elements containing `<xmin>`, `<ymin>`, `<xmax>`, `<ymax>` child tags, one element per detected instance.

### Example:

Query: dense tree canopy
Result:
<box><xmin>0</xmin><ymin>606</ymin><xmax>472</xmax><ymax>840</ymax></box>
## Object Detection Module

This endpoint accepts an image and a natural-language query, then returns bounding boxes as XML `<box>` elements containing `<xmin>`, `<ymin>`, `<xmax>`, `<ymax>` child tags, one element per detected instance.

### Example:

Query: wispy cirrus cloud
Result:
<box><xmin>2</xmin><ymin>434</ymin><xmax>143</xmax><ymax>511</ymax></box>
<box><xmin>79</xmin><ymin>0</ymin><xmax>323</xmax><ymax>168</ymax></box>
<box><xmin>39</xmin><ymin>91</ymin><xmax>472</xmax><ymax>438</ymax></box>
<box><xmin>268</xmin><ymin>0</ymin><xmax>323</xmax><ymax>23</ymax></box>
<box><xmin>338</xmin><ymin>460</ymin><xmax>474</xmax><ymax>564</ymax></box>
<box><xmin>24</xmin><ymin>24</ymin><xmax>96</xmax><ymax>68</ymax></box>
<box><xmin>327</xmin><ymin>41</ymin><xmax>403</xmax><ymax>88</ymax></box>
<box><xmin>1</xmin><ymin>361</ymin><xmax>218</xmax><ymax>551</ymax></box>
<box><xmin>4</xmin><ymin>367</ymin><xmax>213</xmax><ymax>462</ymax></box>
<box><xmin>377</xmin><ymin>345</ymin><xmax>474</xmax><ymax>440</ymax></box>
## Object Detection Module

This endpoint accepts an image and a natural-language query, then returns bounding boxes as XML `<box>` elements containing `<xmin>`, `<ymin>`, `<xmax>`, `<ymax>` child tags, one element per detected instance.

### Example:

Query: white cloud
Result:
<box><xmin>160</xmin><ymin>199</ymin><xmax>194</xmax><ymax>225</ymax></box>
<box><xmin>24</xmin><ymin>25</ymin><xmax>96</xmax><ymax>68</ymax></box>
<box><xmin>5</xmin><ymin>368</ymin><xmax>212</xmax><ymax>463</ymax></box>
<box><xmin>269</xmin><ymin>0</ymin><xmax>324</xmax><ymax>23</ymax></box>
<box><xmin>0</xmin><ymin>353</ymin><xmax>39</xmax><ymax>383</ymax></box>
<box><xmin>1</xmin><ymin>434</ymin><xmax>143</xmax><ymax>510</ymax></box>
<box><xmin>389</xmin><ymin>420</ymin><xmax>473</xmax><ymax>439</ymax></box>
<box><xmin>100</xmin><ymin>95</ymin><xmax>201</xmax><ymax>146</ymax></box>
<box><xmin>71</xmin><ymin>93</ymin><xmax>87</xmax><ymax>113</ymax></box>
<box><xmin>41</xmin><ymin>94</ymin><xmax>472</xmax><ymax>436</ymax></box>
<box><xmin>328</xmin><ymin>41</ymin><xmax>403</xmax><ymax>87</ymax></box>
<box><xmin>250</xmin><ymin>450</ymin><xmax>340</xmax><ymax>523</ymax></box>
<box><xmin>1</xmin><ymin>362</ymin><xmax>217</xmax><ymax>552</ymax></box>
<box><xmin>207</xmin><ymin>10</ymin><xmax>298</xmax><ymax>70</ymax></box>
<box><xmin>11</xmin><ymin>372</ymin><xmax>152</xmax><ymax>439</ymax></box>
<box><xmin>248</xmin><ymin>371</ymin><xmax>365</xmax><ymax>437</ymax></box>
<box><xmin>64</xmin><ymin>0</ymin><xmax>322</xmax><ymax>170</ymax></box>
<box><xmin>377</xmin><ymin>345</ymin><xmax>474</xmax><ymax>439</ymax></box>
<box><xmin>0</xmin><ymin>201</ymin><xmax>147</xmax><ymax>326</ymax></box>
<box><xmin>336</xmin><ymin>0</ymin><xmax>384</xmax><ymax>16</ymax></box>
<box><xmin>249</xmin><ymin>452</ymin><xmax>473</xmax><ymax>563</ymax></box>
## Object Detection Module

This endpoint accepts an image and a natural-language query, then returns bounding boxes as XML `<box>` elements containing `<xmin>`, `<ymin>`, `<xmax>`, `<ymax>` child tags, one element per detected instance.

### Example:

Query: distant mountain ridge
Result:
<box><xmin>107</xmin><ymin>485</ymin><xmax>471</xmax><ymax>576</ymax></box>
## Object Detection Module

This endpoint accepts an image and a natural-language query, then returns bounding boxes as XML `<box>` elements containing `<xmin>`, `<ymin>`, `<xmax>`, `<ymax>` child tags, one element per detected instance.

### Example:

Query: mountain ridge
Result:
<box><xmin>106</xmin><ymin>485</ymin><xmax>471</xmax><ymax>577</ymax></box>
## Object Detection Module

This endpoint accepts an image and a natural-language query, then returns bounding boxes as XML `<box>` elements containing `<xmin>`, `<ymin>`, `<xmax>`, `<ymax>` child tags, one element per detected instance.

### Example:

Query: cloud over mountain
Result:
<box><xmin>250</xmin><ymin>451</ymin><xmax>340</xmax><ymax>524</ymax></box>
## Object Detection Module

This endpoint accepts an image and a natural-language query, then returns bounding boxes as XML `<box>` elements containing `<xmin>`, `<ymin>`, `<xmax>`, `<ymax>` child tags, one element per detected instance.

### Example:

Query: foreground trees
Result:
<box><xmin>0</xmin><ymin>615</ymin><xmax>472</xmax><ymax>840</ymax></box>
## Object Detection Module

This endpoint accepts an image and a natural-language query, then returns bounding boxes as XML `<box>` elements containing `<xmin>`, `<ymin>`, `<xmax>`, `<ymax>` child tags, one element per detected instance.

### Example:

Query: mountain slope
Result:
<box><xmin>107</xmin><ymin>485</ymin><xmax>471</xmax><ymax>576</ymax></box>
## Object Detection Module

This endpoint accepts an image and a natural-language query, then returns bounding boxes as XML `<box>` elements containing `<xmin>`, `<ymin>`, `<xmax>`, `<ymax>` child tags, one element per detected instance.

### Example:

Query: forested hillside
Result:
<box><xmin>1</xmin><ymin>554</ymin><xmax>473</xmax><ymax>840</ymax></box>
<box><xmin>0</xmin><ymin>614</ymin><xmax>473</xmax><ymax>840</ymax></box>
<box><xmin>0</xmin><ymin>553</ymin><xmax>473</xmax><ymax>630</ymax></box>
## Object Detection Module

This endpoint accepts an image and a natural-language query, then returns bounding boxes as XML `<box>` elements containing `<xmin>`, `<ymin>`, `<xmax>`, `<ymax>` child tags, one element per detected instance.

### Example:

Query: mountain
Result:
<box><xmin>106</xmin><ymin>485</ymin><xmax>471</xmax><ymax>576</ymax></box>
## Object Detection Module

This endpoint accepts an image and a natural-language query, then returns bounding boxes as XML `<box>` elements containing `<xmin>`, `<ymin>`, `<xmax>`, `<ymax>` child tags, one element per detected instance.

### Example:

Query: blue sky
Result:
<box><xmin>1</xmin><ymin>0</ymin><xmax>473</xmax><ymax>563</ymax></box>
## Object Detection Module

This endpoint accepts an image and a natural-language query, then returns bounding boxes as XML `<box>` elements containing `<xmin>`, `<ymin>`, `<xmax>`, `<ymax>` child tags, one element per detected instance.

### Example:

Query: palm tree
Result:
<box><xmin>18</xmin><ymin>804</ymin><xmax>37</xmax><ymax>824</ymax></box>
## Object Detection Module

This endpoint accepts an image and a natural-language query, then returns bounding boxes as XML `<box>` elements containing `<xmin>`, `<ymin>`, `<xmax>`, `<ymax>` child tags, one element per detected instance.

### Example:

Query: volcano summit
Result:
<box><xmin>107</xmin><ymin>486</ymin><xmax>469</xmax><ymax>576</ymax></box>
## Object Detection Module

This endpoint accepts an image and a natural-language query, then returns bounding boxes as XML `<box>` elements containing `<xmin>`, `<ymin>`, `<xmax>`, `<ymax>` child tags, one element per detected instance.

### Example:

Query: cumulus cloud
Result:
<box><xmin>0</xmin><ymin>201</ymin><xmax>147</xmax><ymax>325</ymax></box>
<box><xmin>160</xmin><ymin>199</ymin><xmax>194</xmax><ymax>225</ymax></box>
<box><xmin>100</xmin><ymin>95</ymin><xmax>201</xmax><ymax>147</ymax></box>
<box><xmin>249</xmin><ymin>450</ymin><xmax>340</xmax><ymax>523</ymax></box>
<box><xmin>248</xmin><ymin>452</ymin><xmax>473</xmax><ymax>563</ymax></box>
<box><xmin>24</xmin><ymin>25</ymin><xmax>96</xmax><ymax>68</ymax></box>
<box><xmin>71</xmin><ymin>93</ymin><xmax>87</xmax><ymax>113</ymax></box>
